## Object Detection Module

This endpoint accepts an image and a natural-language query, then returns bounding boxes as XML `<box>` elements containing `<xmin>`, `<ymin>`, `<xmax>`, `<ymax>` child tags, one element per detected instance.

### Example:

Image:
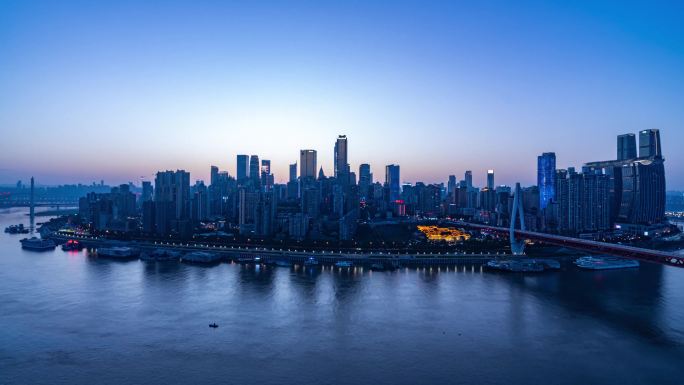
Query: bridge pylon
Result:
<box><xmin>510</xmin><ymin>182</ymin><xmax>526</xmax><ymax>255</ymax></box>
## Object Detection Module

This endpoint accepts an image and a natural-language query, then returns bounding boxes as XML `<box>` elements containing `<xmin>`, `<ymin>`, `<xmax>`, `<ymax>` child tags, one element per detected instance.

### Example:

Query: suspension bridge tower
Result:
<box><xmin>509</xmin><ymin>182</ymin><xmax>526</xmax><ymax>255</ymax></box>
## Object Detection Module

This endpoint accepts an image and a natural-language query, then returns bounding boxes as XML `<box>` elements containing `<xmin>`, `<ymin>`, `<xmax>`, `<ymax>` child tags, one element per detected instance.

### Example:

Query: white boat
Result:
<box><xmin>20</xmin><ymin>237</ymin><xmax>56</xmax><ymax>251</ymax></box>
<box><xmin>97</xmin><ymin>246</ymin><xmax>138</xmax><ymax>259</ymax></box>
<box><xmin>486</xmin><ymin>259</ymin><xmax>544</xmax><ymax>272</ymax></box>
<box><xmin>574</xmin><ymin>256</ymin><xmax>639</xmax><ymax>270</ymax></box>
<box><xmin>335</xmin><ymin>261</ymin><xmax>353</xmax><ymax>268</ymax></box>
<box><xmin>237</xmin><ymin>256</ymin><xmax>260</xmax><ymax>264</ymax></box>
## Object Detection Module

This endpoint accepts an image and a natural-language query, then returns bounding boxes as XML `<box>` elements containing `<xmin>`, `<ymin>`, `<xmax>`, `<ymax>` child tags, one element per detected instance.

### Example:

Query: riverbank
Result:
<box><xmin>49</xmin><ymin>232</ymin><xmax>524</xmax><ymax>267</ymax></box>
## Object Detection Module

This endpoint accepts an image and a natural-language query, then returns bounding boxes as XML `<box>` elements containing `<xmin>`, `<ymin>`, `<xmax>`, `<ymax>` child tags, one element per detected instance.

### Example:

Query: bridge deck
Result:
<box><xmin>456</xmin><ymin>222</ymin><xmax>684</xmax><ymax>267</ymax></box>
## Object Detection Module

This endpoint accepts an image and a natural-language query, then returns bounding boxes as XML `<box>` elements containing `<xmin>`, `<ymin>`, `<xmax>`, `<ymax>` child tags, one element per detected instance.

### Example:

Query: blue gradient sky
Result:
<box><xmin>1</xmin><ymin>1</ymin><xmax>683</xmax><ymax>188</ymax></box>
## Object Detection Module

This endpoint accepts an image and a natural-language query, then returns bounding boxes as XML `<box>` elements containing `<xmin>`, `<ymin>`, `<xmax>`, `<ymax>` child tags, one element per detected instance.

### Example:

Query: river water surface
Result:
<box><xmin>1</xmin><ymin>208</ymin><xmax>683</xmax><ymax>384</ymax></box>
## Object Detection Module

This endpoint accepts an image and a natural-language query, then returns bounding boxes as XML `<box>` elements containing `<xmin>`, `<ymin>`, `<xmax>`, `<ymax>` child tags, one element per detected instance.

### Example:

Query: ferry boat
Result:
<box><xmin>574</xmin><ymin>256</ymin><xmax>639</xmax><ymax>270</ymax></box>
<box><xmin>140</xmin><ymin>249</ymin><xmax>182</xmax><ymax>262</ymax></box>
<box><xmin>5</xmin><ymin>224</ymin><xmax>29</xmax><ymax>234</ymax></box>
<box><xmin>97</xmin><ymin>246</ymin><xmax>138</xmax><ymax>259</ymax></box>
<box><xmin>486</xmin><ymin>259</ymin><xmax>545</xmax><ymax>272</ymax></box>
<box><xmin>335</xmin><ymin>261</ymin><xmax>353</xmax><ymax>268</ymax></box>
<box><xmin>61</xmin><ymin>239</ymin><xmax>84</xmax><ymax>251</ymax></box>
<box><xmin>20</xmin><ymin>237</ymin><xmax>56</xmax><ymax>251</ymax></box>
<box><xmin>304</xmin><ymin>257</ymin><xmax>320</xmax><ymax>266</ymax></box>
<box><xmin>237</xmin><ymin>256</ymin><xmax>261</xmax><ymax>264</ymax></box>
<box><xmin>182</xmin><ymin>251</ymin><xmax>221</xmax><ymax>264</ymax></box>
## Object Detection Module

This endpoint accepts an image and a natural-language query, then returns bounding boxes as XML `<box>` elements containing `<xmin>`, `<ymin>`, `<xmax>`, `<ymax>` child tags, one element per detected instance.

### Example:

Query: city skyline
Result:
<box><xmin>1</xmin><ymin>129</ymin><xmax>677</xmax><ymax>191</ymax></box>
<box><xmin>1</xmin><ymin>1</ymin><xmax>683</xmax><ymax>188</ymax></box>
<box><xmin>2</xmin><ymin>3</ymin><xmax>683</xmax><ymax>385</ymax></box>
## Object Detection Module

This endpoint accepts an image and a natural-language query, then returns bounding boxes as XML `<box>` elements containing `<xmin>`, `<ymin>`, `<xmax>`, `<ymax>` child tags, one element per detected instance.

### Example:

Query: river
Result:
<box><xmin>1</xmin><ymin>207</ymin><xmax>683</xmax><ymax>384</ymax></box>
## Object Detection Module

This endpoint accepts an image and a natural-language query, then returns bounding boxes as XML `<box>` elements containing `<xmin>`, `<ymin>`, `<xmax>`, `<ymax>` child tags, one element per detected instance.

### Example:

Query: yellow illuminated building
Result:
<box><xmin>417</xmin><ymin>225</ymin><xmax>470</xmax><ymax>242</ymax></box>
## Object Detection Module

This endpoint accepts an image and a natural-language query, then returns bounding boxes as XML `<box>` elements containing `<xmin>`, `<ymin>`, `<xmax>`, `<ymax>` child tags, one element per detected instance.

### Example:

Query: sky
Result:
<box><xmin>1</xmin><ymin>0</ymin><xmax>683</xmax><ymax>189</ymax></box>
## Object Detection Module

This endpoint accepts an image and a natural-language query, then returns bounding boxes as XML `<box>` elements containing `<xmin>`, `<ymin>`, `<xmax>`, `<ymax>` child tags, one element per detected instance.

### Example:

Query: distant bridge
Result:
<box><xmin>454</xmin><ymin>221</ymin><xmax>684</xmax><ymax>268</ymax></box>
<box><xmin>0</xmin><ymin>200</ymin><xmax>78</xmax><ymax>208</ymax></box>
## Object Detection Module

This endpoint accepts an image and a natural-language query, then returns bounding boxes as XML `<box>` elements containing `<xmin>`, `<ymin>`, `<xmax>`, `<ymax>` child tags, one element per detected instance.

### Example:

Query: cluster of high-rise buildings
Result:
<box><xmin>79</xmin><ymin>184</ymin><xmax>138</xmax><ymax>232</ymax></box>
<box><xmin>104</xmin><ymin>135</ymin><xmax>410</xmax><ymax>240</ymax></box>
<box><xmin>76</xmin><ymin>129</ymin><xmax>667</xmax><ymax>241</ymax></box>
<box><xmin>537</xmin><ymin>129</ymin><xmax>666</xmax><ymax>236</ymax></box>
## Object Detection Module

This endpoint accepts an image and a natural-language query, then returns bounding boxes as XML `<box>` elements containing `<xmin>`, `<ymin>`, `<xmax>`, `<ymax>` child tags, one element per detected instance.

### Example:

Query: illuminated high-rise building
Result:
<box><xmin>487</xmin><ymin>170</ymin><xmax>495</xmax><ymax>190</ymax></box>
<box><xmin>385</xmin><ymin>164</ymin><xmax>401</xmax><ymax>201</ymax></box>
<box><xmin>537</xmin><ymin>152</ymin><xmax>556</xmax><ymax>210</ymax></box>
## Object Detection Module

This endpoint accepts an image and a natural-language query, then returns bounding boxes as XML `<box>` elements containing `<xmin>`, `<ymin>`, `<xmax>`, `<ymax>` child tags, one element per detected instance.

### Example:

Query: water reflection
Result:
<box><xmin>497</xmin><ymin>262</ymin><xmax>676</xmax><ymax>346</ymax></box>
<box><xmin>2</xmin><ymin>208</ymin><xmax>684</xmax><ymax>385</ymax></box>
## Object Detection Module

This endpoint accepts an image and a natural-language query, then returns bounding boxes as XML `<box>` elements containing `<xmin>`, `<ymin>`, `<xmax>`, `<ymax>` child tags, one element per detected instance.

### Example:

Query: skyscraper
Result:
<box><xmin>141</xmin><ymin>181</ymin><xmax>153</xmax><ymax>202</ymax></box>
<box><xmin>261</xmin><ymin>159</ymin><xmax>273</xmax><ymax>190</ymax></box>
<box><xmin>639</xmin><ymin>129</ymin><xmax>662</xmax><ymax>159</ymax></box>
<box><xmin>487</xmin><ymin>170</ymin><xmax>495</xmax><ymax>190</ymax></box>
<box><xmin>385</xmin><ymin>164</ymin><xmax>401</xmax><ymax>201</ymax></box>
<box><xmin>537</xmin><ymin>152</ymin><xmax>556</xmax><ymax>210</ymax></box>
<box><xmin>464</xmin><ymin>170</ymin><xmax>473</xmax><ymax>189</ymax></box>
<box><xmin>289</xmin><ymin>163</ymin><xmax>297</xmax><ymax>182</ymax></box>
<box><xmin>554</xmin><ymin>169</ymin><xmax>569</xmax><ymax>232</ymax></box>
<box><xmin>618</xmin><ymin>160</ymin><xmax>666</xmax><ymax>225</ymax></box>
<box><xmin>617</xmin><ymin>134</ymin><xmax>637</xmax><ymax>160</ymax></box>
<box><xmin>249</xmin><ymin>155</ymin><xmax>260</xmax><ymax>187</ymax></box>
<box><xmin>334</xmin><ymin>135</ymin><xmax>348</xmax><ymax>179</ymax></box>
<box><xmin>287</xmin><ymin>162</ymin><xmax>298</xmax><ymax>200</ymax></box>
<box><xmin>584</xmin><ymin>130</ymin><xmax>666</xmax><ymax>229</ymax></box>
<box><xmin>236</xmin><ymin>155</ymin><xmax>249</xmax><ymax>181</ymax></box>
<box><xmin>210</xmin><ymin>166</ymin><xmax>219</xmax><ymax>186</ymax></box>
<box><xmin>358</xmin><ymin>163</ymin><xmax>372</xmax><ymax>197</ymax></box>
<box><xmin>154</xmin><ymin>170</ymin><xmax>191</xmax><ymax>236</ymax></box>
<box><xmin>238</xmin><ymin>187</ymin><xmax>258</xmax><ymax>234</ymax></box>
<box><xmin>300</xmin><ymin>150</ymin><xmax>317</xmax><ymax>179</ymax></box>
<box><xmin>190</xmin><ymin>181</ymin><xmax>209</xmax><ymax>223</ymax></box>
<box><xmin>447</xmin><ymin>175</ymin><xmax>456</xmax><ymax>196</ymax></box>
<box><xmin>260</xmin><ymin>159</ymin><xmax>270</xmax><ymax>176</ymax></box>
<box><xmin>155</xmin><ymin>170</ymin><xmax>190</xmax><ymax>219</ymax></box>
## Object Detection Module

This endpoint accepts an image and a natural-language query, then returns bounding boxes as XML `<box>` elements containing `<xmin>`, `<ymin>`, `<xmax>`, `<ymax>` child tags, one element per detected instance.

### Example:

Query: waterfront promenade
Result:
<box><xmin>50</xmin><ymin>231</ymin><xmax>506</xmax><ymax>266</ymax></box>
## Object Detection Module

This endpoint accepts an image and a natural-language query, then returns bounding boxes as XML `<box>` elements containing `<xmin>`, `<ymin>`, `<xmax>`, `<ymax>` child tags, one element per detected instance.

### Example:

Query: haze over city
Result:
<box><xmin>1</xmin><ymin>1</ymin><xmax>683</xmax><ymax>188</ymax></box>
